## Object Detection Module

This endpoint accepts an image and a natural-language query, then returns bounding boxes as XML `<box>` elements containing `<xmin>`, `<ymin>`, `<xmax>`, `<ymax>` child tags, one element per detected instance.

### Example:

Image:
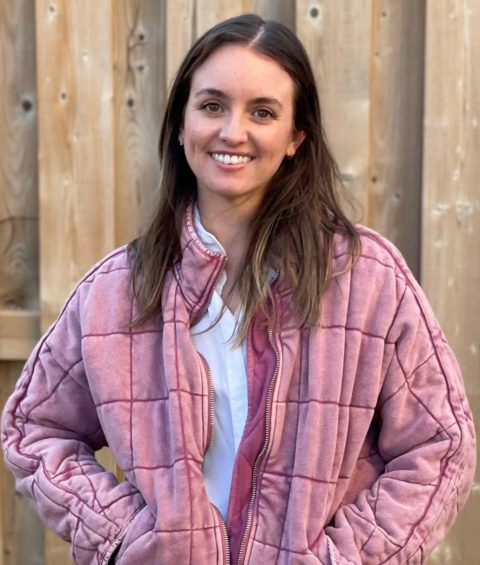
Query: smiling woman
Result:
<box><xmin>182</xmin><ymin>44</ymin><xmax>305</xmax><ymax>222</ymax></box>
<box><xmin>1</xmin><ymin>13</ymin><xmax>476</xmax><ymax>565</ymax></box>
<box><xmin>131</xmin><ymin>14</ymin><xmax>354</xmax><ymax>333</ymax></box>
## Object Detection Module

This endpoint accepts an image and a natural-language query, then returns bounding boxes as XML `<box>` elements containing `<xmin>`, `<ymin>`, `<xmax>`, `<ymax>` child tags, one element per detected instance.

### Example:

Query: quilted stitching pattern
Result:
<box><xmin>1</xmin><ymin>219</ymin><xmax>476</xmax><ymax>565</ymax></box>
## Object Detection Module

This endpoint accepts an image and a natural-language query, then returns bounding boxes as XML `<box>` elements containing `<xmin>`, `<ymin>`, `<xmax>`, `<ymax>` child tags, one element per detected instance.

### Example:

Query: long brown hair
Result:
<box><xmin>129</xmin><ymin>14</ymin><xmax>359</xmax><ymax>334</ymax></box>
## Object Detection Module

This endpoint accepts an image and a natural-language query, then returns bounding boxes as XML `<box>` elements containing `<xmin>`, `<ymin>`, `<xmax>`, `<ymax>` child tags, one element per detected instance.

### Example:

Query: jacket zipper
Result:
<box><xmin>224</xmin><ymin>293</ymin><xmax>334</xmax><ymax>565</ymax></box>
<box><xmin>213</xmin><ymin>504</ymin><xmax>231</xmax><ymax>565</ymax></box>
<box><xmin>198</xmin><ymin>259</ymin><xmax>232</xmax><ymax>563</ymax></box>
<box><xmin>237</xmin><ymin>304</ymin><xmax>280</xmax><ymax>564</ymax></box>
<box><xmin>198</xmin><ymin>260</ymin><xmax>226</xmax><ymax>453</ymax></box>
<box><xmin>326</xmin><ymin>536</ymin><xmax>337</xmax><ymax>565</ymax></box>
<box><xmin>199</xmin><ymin>353</ymin><xmax>215</xmax><ymax>453</ymax></box>
<box><xmin>199</xmin><ymin>353</ymin><xmax>231</xmax><ymax>564</ymax></box>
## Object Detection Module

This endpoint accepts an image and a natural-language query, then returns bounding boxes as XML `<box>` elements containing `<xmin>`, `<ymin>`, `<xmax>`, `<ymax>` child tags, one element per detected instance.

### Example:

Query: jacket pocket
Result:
<box><xmin>115</xmin><ymin>505</ymin><xmax>156</xmax><ymax>563</ymax></box>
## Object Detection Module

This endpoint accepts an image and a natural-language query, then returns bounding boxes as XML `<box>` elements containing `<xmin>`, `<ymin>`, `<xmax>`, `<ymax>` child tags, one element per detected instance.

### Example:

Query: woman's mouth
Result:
<box><xmin>210</xmin><ymin>152</ymin><xmax>253</xmax><ymax>165</ymax></box>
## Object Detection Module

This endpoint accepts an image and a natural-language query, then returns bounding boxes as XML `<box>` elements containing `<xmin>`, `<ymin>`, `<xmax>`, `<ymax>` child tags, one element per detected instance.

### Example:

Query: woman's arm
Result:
<box><xmin>319</xmin><ymin>265</ymin><xmax>476</xmax><ymax>563</ymax></box>
<box><xmin>1</xmin><ymin>284</ymin><xmax>145</xmax><ymax>565</ymax></box>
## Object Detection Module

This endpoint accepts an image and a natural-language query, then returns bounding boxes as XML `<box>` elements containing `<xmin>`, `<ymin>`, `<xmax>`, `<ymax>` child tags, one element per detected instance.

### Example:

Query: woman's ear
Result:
<box><xmin>287</xmin><ymin>130</ymin><xmax>306</xmax><ymax>158</ymax></box>
<box><xmin>294</xmin><ymin>129</ymin><xmax>306</xmax><ymax>150</ymax></box>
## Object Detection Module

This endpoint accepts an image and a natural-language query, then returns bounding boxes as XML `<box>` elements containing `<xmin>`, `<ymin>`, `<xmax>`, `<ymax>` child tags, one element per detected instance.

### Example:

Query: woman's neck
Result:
<box><xmin>197</xmin><ymin>199</ymin><xmax>253</xmax><ymax>260</ymax></box>
<box><xmin>196</xmin><ymin>197</ymin><xmax>255</xmax><ymax>311</ymax></box>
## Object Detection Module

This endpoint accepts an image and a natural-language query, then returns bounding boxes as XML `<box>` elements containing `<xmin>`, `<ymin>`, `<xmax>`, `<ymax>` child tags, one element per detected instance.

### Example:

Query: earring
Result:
<box><xmin>179</xmin><ymin>136</ymin><xmax>184</xmax><ymax>147</ymax></box>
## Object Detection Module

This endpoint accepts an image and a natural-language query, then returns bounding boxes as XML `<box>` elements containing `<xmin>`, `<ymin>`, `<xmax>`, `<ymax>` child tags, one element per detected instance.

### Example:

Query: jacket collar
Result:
<box><xmin>174</xmin><ymin>205</ymin><xmax>296</xmax><ymax>329</ymax></box>
<box><xmin>175</xmin><ymin>205</ymin><xmax>226</xmax><ymax>325</ymax></box>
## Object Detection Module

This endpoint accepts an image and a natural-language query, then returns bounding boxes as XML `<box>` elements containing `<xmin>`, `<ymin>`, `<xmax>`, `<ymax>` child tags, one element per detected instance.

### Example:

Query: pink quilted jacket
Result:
<box><xmin>2</xmin><ymin>209</ymin><xmax>476</xmax><ymax>564</ymax></box>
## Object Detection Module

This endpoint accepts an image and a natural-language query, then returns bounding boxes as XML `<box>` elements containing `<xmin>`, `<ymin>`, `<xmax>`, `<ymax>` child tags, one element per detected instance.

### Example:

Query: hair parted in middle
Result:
<box><xmin>129</xmin><ymin>13</ymin><xmax>360</xmax><ymax>337</ymax></box>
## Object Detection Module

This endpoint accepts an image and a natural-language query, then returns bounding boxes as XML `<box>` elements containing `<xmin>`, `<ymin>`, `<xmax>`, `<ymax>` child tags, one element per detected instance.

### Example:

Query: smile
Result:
<box><xmin>210</xmin><ymin>153</ymin><xmax>252</xmax><ymax>165</ymax></box>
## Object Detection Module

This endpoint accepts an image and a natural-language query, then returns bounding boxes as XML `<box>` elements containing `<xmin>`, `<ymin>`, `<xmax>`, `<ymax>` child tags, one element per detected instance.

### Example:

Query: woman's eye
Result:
<box><xmin>202</xmin><ymin>102</ymin><xmax>222</xmax><ymax>113</ymax></box>
<box><xmin>253</xmin><ymin>108</ymin><xmax>275</xmax><ymax>120</ymax></box>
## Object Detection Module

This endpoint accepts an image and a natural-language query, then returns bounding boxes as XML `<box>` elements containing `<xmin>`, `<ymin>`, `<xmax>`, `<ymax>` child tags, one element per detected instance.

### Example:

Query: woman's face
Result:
<box><xmin>182</xmin><ymin>44</ymin><xmax>304</xmax><ymax>212</ymax></box>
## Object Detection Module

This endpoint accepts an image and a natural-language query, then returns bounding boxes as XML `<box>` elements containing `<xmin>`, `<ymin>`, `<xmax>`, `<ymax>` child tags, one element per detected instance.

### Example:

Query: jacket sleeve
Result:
<box><xmin>1</xmin><ymin>284</ymin><xmax>146</xmax><ymax>565</ymax></box>
<box><xmin>321</xmin><ymin>267</ymin><xmax>476</xmax><ymax>563</ymax></box>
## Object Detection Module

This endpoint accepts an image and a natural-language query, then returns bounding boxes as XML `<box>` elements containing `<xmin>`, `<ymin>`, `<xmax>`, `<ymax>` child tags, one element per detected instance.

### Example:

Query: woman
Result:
<box><xmin>2</xmin><ymin>14</ymin><xmax>475</xmax><ymax>565</ymax></box>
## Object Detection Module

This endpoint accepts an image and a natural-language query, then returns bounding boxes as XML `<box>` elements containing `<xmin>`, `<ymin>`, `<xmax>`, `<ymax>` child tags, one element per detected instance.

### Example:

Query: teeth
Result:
<box><xmin>211</xmin><ymin>153</ymin><xmax>251</xmax><ymax>164</ymax></box>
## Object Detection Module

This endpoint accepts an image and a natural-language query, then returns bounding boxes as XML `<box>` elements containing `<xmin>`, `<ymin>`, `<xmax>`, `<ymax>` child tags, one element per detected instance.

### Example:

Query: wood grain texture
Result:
<box><xmin>0</xmin><ymin>362</ymin><xmax>44</xmax><ymax>565</ymax></box>
<box><xmin>36</xmin><ymin>0</ymin><xmax>115</xmax><ymax>331</ymax></box>
<box><xmin>0</xmin><ymin>0</ymin><xmax>38</xmax><ymax>310</ymax></box>
<box><xmin>0</xmin><ymin>310</ymin><xmax>39</xmax><ymax>360</ymax></box>
<box><xmin>165</xmin><ymin>0</ymin><xmax>195</xmax><ymax>89</ymax></box>
<box><xmin>423</xmin><ymin>1</ymin><xmax>480</xmax><ymax>563</ymax></box>
<box><xmin>296</xmin><ymin>0</ymin><xmax>371</xmax><ymax>218</ymax></box>
<box><xmin>368</xmin><ymin>0</ymin><xmax>424</xmax><ymax>276</ymax></box>
<box><xmin>43</xmin><ymin>528</ymin><xmax>70</xmax><ymax>565</ymax></box>
<box><xmin>0</xmin><ymin>4</ymin><xmax>43</xmax><ymax>563</ymax></box>
<box><xmin>195</xmin><ymin>0</ymin><xmax>252</xmax><ymax>37</ymax></box>
<box><xmin>112</xmin><ymin>0</ymin><xmax>166</xmax><ymax>245</ymax></box>
<box><xmin>253</xmin><ymin>0</ymin><xmax>295</xmax><ymax>27</ymax></box>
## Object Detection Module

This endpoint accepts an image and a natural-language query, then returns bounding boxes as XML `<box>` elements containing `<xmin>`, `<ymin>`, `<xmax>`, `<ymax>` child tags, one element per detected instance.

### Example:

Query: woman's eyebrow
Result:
<box><xmin>193</xmin><ymin>88</ymin><xmax>284</xmax><ymax>109</ymax></box>
<box><xmin>251</xmin><ymin>96</ymin><xmax>284</xmax><ymax>109</ymax></box>
<box><xmin>194</xmin><ymin>88</ymin><xmax>227</xmax><ymax>99</ymax></box>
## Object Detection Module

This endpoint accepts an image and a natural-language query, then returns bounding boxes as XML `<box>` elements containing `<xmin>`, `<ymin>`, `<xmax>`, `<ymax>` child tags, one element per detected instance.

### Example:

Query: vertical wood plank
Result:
<box><xmin>422</xmin><ymin>1</ymin><xmax>480</xmax><ymax>563</ymax></box>
<box><xmin>195</xmin><ymin>0</ymin><xmax>253</xmax><ymax>37</ymax></box>
<box><xmin>165</xmin><ymin>0</ymin><xmax>195</xmax><ymax>89</ymax></box>
<box><xmin>0</xmin><ymin>311</ymin><xmax>39</xmax><ymax>360</ymax></box>
<box><xmin>368</xmin><ymin>0</ymin><xmax>425</xmax><ymax>275</ymax></box>
<box><xmin>252</xmin><ymin>0</ymin><xmax>295</xmax><ymax>28</ymax></box>
<box><xmin>112</xmin><ymin>0</ymin><xmax>166</xmax><ymax>245</ymax></box>
<box><xmin>0</xmin><ymin>362</ymin><xmax>44</xmax><ymax>565</ymax></box>
<box><xmin>36</xmin><ymin>0</ymin><xmax>115</xmax><ymax>331</ymax></box>
<box><xmin>296</xmin><ymin>0</ymin><xmax>372</xmax><ymax>218</ymax></box>
<box><xmin>0</xmin><ymin>0</ymin><xmax>38</xmax><ymax>311</ymax></box>
<box><xmin>0</xmin><ymin>1</ymin><xmax>42</xmax><ymax>562</ymax></box>
<box><xmin>43</xmin><ymin>528</ymin><xmax>71</xmax><ymax>565</ymax></box>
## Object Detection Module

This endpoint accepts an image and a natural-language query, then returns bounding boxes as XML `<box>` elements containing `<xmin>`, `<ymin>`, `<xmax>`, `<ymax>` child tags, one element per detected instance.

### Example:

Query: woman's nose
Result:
<box><xmin>219</xmin><ymin>113</ymin><xmax>248</xmax><ymax>144</ymax></box>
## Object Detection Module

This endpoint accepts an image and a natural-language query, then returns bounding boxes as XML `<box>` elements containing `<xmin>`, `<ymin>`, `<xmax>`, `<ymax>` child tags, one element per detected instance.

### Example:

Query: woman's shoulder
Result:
<box><xmin>80</xmin><ymin>245</ymin><xmax>132</xmax><ymax>285</ymax></box>
<box><xmin>332</xmin><ymin>224</ymin><xmax>413</xmax><ymax>285</ymax></box>
<box><xmin>325</xmin><ymin>225</ymin><xmax>434</xmax><ymax>341</ymax></box>
<box><xmin>328</xmin><ymin>224</ymin><xmax>422</xmax><ymax>326</ymax></box>
<box><xmin>53</xmin><ymin>245</ymin><xmax>133</xmax><ymax>327</ymax></box>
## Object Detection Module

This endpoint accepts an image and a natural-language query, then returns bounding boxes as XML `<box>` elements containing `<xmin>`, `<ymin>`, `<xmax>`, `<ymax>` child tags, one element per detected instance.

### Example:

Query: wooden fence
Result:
<box><xmin>0</xmin><ymin>1</ymin><xmax>478</xmax><ymax>563</ymax></box>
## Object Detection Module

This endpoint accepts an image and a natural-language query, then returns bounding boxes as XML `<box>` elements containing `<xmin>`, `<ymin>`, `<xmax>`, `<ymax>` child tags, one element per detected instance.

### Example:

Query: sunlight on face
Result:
<box><xmin>182</xmin><ymin>44</ymin><xmax>304</xmax><ymax>213</ymax></box>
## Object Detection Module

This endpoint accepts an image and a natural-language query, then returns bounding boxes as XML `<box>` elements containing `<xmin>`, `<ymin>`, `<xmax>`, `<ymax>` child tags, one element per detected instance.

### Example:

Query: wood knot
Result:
<box><xmin>22</xmin><ymin>99</ymin><xmax>33</xmax><ymax>112</ymax></box>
